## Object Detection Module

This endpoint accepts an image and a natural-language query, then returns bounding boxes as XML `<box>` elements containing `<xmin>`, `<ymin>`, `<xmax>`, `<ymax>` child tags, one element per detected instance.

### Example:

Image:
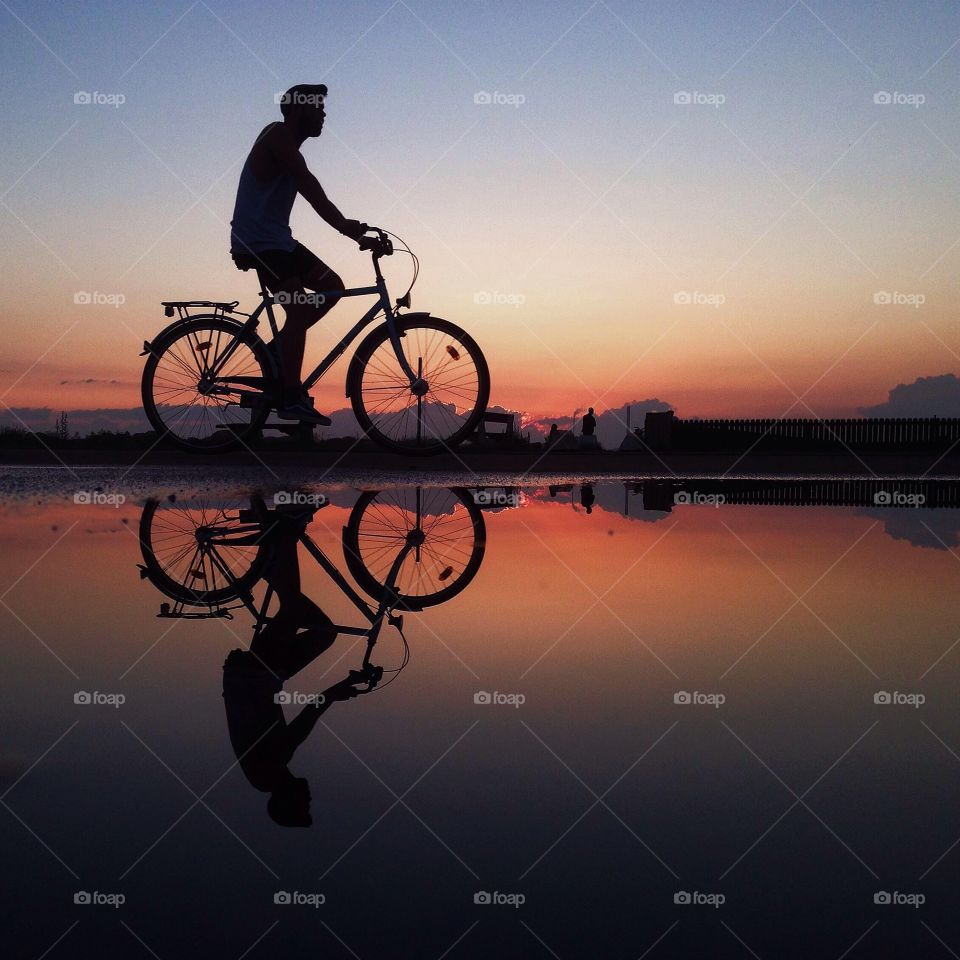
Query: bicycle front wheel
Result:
<box><xmin>142</xmin><ymin>316</ymin><xmax>273</xmax><ymax>453</ymax></box>
<box><xmin>343</xmin><ymin>488</ymin><xmax>486</xmax><ymax>610</ymax></box>
<box><xmin>349</xmin><ymin>317</ymin><xmax>489</xmax><ymax>456</ymax></box>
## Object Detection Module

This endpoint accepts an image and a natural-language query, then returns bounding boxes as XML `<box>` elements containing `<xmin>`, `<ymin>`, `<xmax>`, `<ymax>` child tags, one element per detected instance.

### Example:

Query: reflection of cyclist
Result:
<box><xmin>230</xmin><ymin>82</ymin><xmax>368</xmax><ymax>425</ymax></box>
<box><xmin>221</xmin><ymin>509</ymin><xmax>367</xmax><ymax>827</ymax></box>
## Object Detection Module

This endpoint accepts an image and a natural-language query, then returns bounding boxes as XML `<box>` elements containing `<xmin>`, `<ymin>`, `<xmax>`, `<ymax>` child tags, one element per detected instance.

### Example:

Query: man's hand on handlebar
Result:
<box><xmin>340</xmin><ymin>219</ymin><xmax>368</xmax><ymax>242</ymax></box>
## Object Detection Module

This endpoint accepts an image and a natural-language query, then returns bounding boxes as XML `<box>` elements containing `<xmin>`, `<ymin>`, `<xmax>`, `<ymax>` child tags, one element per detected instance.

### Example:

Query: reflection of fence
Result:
<box><xmin>637</xmin><ymin>478</ymin><xmax>960</xmax><ymax>512</ymax></box>
<box><xmin>644</xmin><ymin>410</ymin><xmax>960</xmax><ymax>452</ymax></box>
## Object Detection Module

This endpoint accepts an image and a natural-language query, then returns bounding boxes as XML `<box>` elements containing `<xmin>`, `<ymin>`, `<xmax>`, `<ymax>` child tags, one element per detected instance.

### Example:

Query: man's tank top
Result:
<box><xmin>230</xmin><ymin>142</ymin><xmax>298</xmax><ymax>254</ymax></box>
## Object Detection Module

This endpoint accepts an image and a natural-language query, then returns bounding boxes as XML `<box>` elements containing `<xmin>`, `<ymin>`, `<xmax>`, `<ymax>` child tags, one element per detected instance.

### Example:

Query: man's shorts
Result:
<box><xmin>231</xmin><ymin>242</ymin><xmax>331</xmax><ymax>292</ymax></box>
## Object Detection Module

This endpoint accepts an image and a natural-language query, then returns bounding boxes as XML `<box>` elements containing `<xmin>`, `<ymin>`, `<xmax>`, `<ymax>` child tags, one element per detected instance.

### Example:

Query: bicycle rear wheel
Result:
<box><xmin>142</xmin><ymin>316</ymin><xmax>273</xmax><ymax>453</ymax></box>
<box><xmin>139</xmin><ymin>497</ymin><xmax>269</xmax><ymax>605</ymax></box>
<box><xmin>348</xmin><ymin>317</ymin><xmax>489</xmax><ymax>456</ymax></box>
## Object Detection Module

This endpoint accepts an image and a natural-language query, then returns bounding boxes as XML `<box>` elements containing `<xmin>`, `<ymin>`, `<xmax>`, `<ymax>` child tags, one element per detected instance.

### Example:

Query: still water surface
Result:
<box><xmin>2</xmin><ymin>474</ymin><xmax>959</xmax><ymax>958</ymax></box>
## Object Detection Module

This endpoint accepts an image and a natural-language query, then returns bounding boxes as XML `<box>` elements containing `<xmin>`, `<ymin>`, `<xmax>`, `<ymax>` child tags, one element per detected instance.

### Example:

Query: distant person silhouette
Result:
<box><xmin>582</xmin><ymin>408</ymin><xmax>596</xmax><ymax>437</ymax></box>
<box><xmin>222</xmin><ymin>508</ymin><xmax>368</xmax><ymax>827</ymax></box>
<box><xmin>230</xmin><ymin>82</ymin><xmax>368</xmax><ymax>425</ymax></box>
<box><xmin>580</xmin><ymin>484</ymin><xmax>595</xmax><ymax>514</ymax></box>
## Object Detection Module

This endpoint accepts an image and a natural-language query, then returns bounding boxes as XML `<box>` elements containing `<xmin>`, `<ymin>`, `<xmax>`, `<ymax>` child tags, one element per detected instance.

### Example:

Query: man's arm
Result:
<box><xmin>269</xmin><ymin>126</ymin><xmax>364</xmax><ymax>239</ymax></box>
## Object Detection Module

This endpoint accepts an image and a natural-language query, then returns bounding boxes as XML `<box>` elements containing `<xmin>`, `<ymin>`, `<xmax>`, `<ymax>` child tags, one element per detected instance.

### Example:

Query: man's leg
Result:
<box><xmin>274</xmin><ymin>264</ymin><xmax>344</xmax><ymax>401</ymax></box>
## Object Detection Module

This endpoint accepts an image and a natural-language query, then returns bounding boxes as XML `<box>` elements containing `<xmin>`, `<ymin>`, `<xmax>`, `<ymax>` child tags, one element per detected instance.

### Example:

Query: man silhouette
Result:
<box><xmin>230</xmin><ymin>83</ymin><xmax>368</xmax><ymax>424</ymax></box>
<box><xmin>582</xmin><ymin>408</ymin><xmax>596</xmax><ymax>437</ymax></box>
<box><xmin>221</xmin><ymin>507</ymin><xmax>369</xmax><ymax>827</ymax></box>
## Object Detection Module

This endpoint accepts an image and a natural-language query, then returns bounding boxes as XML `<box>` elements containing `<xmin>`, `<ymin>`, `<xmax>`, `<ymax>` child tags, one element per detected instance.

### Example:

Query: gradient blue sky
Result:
<box><xmin>3</xmin><ymin>0</ymin><xmax>960</xmax><ymax>424</ymax></box>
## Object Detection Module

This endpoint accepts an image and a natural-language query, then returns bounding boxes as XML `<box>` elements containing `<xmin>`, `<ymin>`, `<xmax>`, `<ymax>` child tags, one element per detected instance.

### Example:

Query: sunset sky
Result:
<box><xmin>2</xmin><ymin>0</ymin><xmax>960</xmax><ymax>428</ymax></box>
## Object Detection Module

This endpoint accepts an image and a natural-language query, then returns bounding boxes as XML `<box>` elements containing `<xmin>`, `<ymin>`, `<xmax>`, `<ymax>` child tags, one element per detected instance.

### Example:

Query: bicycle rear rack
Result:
<box><xmin>161</xmin><ymin>300</ymin><xmax>240</xmax><ymax>319</ymax></box>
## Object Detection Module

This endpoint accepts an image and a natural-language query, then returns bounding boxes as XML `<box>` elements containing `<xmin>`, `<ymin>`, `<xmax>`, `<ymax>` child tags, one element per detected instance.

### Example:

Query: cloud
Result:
<box><xmin>59</xmin><ymin>378</ymin><xmax>122</xmax><ymax>385</ymax></box>
<box><xmin>859</xmin><ymin>374</ymin><xmax>960</xmax><ymax>417</ymax></box>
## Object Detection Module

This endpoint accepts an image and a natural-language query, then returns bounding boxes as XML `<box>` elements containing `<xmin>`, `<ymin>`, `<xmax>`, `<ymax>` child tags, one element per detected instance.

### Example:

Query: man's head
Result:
<box><xmin>279</xmin><ymin>84</ymin><xmax>327</xmax><ymax>137</ymax></box>
<box><xmin>588</xmin><ymin>407</ymin><xmax>594</xmax><ymax>415</ymax></box>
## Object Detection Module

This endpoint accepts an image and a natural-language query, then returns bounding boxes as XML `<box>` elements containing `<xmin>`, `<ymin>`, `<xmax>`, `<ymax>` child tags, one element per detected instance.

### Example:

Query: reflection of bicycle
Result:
<box><xmin>140</xmin><ymin>228</ymin><xmax>489</xmax><ymax>455</ymax></box>
<box><xmin>137</xmin><ymin>488</ymin><xmax>486</xmax><ymax>686</ymax></box>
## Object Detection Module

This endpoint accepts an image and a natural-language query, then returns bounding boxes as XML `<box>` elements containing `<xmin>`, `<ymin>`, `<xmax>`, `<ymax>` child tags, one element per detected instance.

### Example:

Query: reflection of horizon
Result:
<box><xmin>520</xmin><ymin>481</ymin><xmax>960</xmax><ymax>547</ymax></box>
<box><xmin>854</xmin><ymin>507</ymin><xmax>960</xmax><ymax>550</ymax></box>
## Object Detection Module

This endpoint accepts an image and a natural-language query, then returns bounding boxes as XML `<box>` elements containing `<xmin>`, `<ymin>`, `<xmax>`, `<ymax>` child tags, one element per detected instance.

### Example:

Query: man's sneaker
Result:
<box><xmin>276</xmin><ymin>401</ymin><xmax>331</xmax><ymax>426</ymax></box>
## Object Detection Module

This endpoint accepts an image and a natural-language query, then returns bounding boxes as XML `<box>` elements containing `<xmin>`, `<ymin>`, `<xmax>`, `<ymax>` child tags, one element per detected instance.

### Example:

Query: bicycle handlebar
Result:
<box><xmin>357</xmin><ymin>226</ymin><xmax>393</xmax><ymax>257</ymax></box>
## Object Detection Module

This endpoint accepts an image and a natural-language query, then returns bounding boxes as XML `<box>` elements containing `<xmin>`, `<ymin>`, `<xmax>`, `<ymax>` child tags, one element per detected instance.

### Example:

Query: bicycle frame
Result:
<box><xmin>182</xmin><ymin>514</ymin><xmax>411</xmax><ymax>672</ymax></box>
<box><xmin>208</xmin><ymin>255</ymin><xmax>419</xmax><ymax>392</ymax></box>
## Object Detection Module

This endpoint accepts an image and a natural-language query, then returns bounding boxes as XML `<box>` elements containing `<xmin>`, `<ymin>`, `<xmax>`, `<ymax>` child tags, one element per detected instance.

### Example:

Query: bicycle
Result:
<box><xmin>140</xmin><ymin>228</ymin><xmax>490</xmax><ymax>455</ymax></box>
<box><xmin>137</xmin><ymin>487</ymin><xmax>487</xmax><ymax>687</ymax></box>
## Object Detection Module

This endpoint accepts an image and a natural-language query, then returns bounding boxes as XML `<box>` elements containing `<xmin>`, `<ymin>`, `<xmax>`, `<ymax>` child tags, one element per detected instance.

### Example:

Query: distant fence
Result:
<box><xmin>644</xmin><ymin>411</ymin><xmax>960</xmax><ymax>452</ymax></box>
